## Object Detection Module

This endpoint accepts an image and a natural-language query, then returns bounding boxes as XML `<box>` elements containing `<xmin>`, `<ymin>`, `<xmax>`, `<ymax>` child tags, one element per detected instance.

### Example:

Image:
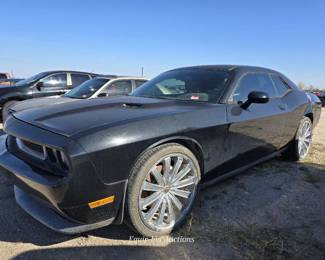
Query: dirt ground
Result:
<box><xmin>0</xmin><ymin>110</ymin><xmax>324</xmax><ymax>259</ymax></box>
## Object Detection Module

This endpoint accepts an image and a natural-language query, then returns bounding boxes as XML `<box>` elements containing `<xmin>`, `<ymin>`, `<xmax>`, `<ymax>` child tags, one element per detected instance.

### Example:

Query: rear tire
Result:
<box><xmin>282</xmin><ymin>117</ymin><xmax>313</xmax><ymax>161</ymax></box>
<box><xmin>2</xmin><ymin>100</ymin><xmax>18</xmax><ymax>122</ymax></box>
<box><xmin>126</xmin><ymin>143</ymin><xmax>201</xmax><ymax>237</ymax></box>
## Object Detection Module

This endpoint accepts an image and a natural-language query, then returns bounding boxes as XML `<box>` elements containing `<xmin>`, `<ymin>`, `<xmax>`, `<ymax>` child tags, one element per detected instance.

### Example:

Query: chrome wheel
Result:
<box><xmin>298</xmin><ymin>120</ymin><xmax>312</xmax><ymax>159</ymax></box>
<box><xmin>139</xmin><ymin>154</ymin><xmax>199</xmax><ymax>232</ymax></box>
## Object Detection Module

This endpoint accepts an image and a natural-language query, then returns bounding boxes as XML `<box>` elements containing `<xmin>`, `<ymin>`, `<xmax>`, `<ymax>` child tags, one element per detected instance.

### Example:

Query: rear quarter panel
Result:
<box><xmin>281</xmin><ymin>89</ymin><xmax>309</xmax><ymax>144</ymax></box>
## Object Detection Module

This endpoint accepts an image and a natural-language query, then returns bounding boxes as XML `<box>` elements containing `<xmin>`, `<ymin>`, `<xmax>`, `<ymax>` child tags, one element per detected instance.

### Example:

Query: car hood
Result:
<box><xmin>13</xmin><ymin>96</ymin><xmax>208</xmax><ymax>137</ymax></box>
<box><xmin>10</xmin><ymin>96</ymin><xmax>76</xmax><ymax>113</ymax></box>
<box><xmin>0</xmin><ymin>85</ymin><xmax>16</xmax><ymax>90</ymax></box>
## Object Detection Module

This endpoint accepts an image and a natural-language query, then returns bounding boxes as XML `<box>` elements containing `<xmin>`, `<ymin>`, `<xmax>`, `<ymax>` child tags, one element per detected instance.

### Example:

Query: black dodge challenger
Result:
<box><xmin>0</xmin><ymin>65</ymin><xmax>321</xmax><ymax>237</ymax></box>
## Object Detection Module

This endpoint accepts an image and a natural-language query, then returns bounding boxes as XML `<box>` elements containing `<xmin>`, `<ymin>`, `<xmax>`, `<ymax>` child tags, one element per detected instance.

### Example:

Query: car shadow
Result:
<box><xmin>0</xmin><ymin>158</ymin><xmax>325</xmax><ymax>259</ymax></box>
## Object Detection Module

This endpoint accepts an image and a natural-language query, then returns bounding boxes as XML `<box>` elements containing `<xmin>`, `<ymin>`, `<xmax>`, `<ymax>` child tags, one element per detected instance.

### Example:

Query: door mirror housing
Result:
<box><xmin>240</xmin><ymin>91</ymin><xmax>269</xmax><ymax>109</ymax></box>
<box><xmin>35</xmin><ymin>81</ymin><xmax>44</xmax><ymax>90</ymax></box>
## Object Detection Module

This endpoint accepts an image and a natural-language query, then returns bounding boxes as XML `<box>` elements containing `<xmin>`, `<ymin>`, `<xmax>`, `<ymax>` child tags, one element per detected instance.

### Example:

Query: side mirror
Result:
<box><xmin>98</xmin><ymin>92</ymin><xmax>108</xmax><ymax>97</ymax></box>
<box><xmin>35</xmin><ymin>81</ymin><xmax>44</xmax><ymax>91</ymax></box>
<box><xmin>240</xmin><ymin>91</ymin><xmax>269</xmax><ymax>109</ymax></box>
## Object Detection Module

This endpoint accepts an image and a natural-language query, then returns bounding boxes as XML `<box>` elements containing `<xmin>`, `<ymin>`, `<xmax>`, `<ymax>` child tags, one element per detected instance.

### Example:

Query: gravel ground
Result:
<box><xmin>0</xmin><ymin>110</ymin><xmax>324</xmax><ymax>259</ymax></box>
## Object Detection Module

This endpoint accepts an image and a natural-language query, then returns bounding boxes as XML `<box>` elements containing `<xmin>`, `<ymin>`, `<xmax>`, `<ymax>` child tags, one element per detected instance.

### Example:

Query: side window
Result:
<box><xmin>271</xmin><ymin>75</ymin><xmax>290</xmax><ymax>96</ymax></box>
<box><xmin>156</xmin><ymin>78</ymin><xmax>186</xmax><ymax>94</ymax></box>
<box><xmin>40</xmin><ymin>73</ymin><xmax>67</xmax><ymax>88</ymax></box>
<box><xmin>103</xmin><ymin>80</ymin><xmax>132</xmax><ymax>96</ymax></box>
<box><xmin>135</xmin><ymin>80</ymin><xmax>147</xmax><ymax>88</ymax></box>
<box><xmin>71</xmin><ymin>73</ymin><xmax>90</xmax><ymax>88</ymax></box>
<box><xmin>233</xmin><ymin>73</ymin><xmax>277</xmax><ymax>103</ymax></box>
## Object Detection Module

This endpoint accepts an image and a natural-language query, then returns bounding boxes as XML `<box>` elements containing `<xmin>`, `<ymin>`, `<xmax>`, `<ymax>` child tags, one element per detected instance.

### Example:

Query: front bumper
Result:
<box><xmin>0</xmin><ymin>132</ymin><xmax>127</xmax><ymax>234</ymax></box>
<box><xmin>14</xmin><ymin>186</ymin><xmax>114</xmax><ymax>234</ymax></box>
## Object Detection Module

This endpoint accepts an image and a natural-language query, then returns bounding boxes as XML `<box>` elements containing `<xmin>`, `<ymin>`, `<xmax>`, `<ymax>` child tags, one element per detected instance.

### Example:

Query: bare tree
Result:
<box><xmin>298</xmin><ymin>82</ymin><xmax>307</xmax><ymax>90</ymax></box>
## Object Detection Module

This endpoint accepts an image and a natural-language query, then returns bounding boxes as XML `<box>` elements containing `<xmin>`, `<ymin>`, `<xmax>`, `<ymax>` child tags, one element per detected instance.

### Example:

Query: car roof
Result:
<box><xmin>168</xmin><ymin>65</ymin><xmax>281</xmax><ymax>74</ymax></box>
<box><xmin>40</xmin><ymin>70</ymin><xmax>104</xmax><ymax>76</ymax></box>
<box><xmin>95</xmin><ymin>75</ymin><xmax>148</xmax><ymax>80</ymax></box>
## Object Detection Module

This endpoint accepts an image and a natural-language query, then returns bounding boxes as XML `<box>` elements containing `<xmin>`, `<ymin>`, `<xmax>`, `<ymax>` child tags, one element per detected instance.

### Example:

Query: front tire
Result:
<box><xmin>126</xmin><ymin>143</ymin><xmax>201</xmax><ymax>237</ymax></box>
<box><xmin>283</xmin><ymin>116</ymin><xmax>313</xmax><ymax>161</ymax></box>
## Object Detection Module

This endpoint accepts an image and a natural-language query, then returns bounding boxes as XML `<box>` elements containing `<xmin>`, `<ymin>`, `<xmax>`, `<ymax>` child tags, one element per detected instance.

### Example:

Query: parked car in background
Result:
<box><xmin>0</xmin><ymin>78</ymin><xmax>25</xmax><ymax>86</ymax></box>
<box><xmin>0</xmin><ymin>73</ymin><xmax>11</xmax><ymax>85</ymax></box>
<box><xmin>0</xmin><ymin>73</ymin><xmax>10</xmax><ymax>82</ymax></box>
<box><xmin>8</xmin><ymin>76</ymin><xmax>148</xmax><ymax>118</ymax></box>
<box><xmin>312</xmin><ymin>91</ymin><xmax>325</xmax><ymax>106</ymax></box>
<box><xmin>0</xmin><ymin>70</ymin><xmax>100</xmax><ymax>121</ymax></box>
<box><xmin>0</xmin><ymin>65</ymin><xmax>320</xmax><ymax>237</ymax></box>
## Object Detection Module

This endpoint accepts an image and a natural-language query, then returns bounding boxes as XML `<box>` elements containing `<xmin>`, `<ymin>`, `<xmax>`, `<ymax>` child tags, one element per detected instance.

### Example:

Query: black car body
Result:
<box><xmin>0</xmin><ymin>71</ymin><xmax>100</xmax><ymax>120</ymax></box>
<box><xmin>0</xmin><ymin>65</ymin><xmax>320</xmax><ymax>237</ymax></box>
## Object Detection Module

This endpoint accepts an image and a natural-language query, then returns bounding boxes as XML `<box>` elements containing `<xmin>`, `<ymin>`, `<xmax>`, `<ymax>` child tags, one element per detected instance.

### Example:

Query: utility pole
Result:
<box><xmin>141</xmin><ymin>67</ymin><xmax>144</xmax><ymax>77</ymax></box>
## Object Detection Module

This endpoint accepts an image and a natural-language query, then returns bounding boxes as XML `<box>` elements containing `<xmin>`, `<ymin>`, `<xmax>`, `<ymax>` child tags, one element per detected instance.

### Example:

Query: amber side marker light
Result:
<box><xmin>88</xmin><ymin>195</ymin><xmax>115</xmax><ymax>209</ymax></box>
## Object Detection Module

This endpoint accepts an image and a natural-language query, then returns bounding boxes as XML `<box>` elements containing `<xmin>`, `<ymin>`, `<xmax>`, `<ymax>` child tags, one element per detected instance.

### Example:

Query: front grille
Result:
<box><xmin>14</xmin><ymin>137</ymin><xmax>70</xmax><ymax>176</ymax></box>
<box><xmin>16</xmin><ymin>138</ymin><xmax>45</xmax><ymax>160</ymax></box>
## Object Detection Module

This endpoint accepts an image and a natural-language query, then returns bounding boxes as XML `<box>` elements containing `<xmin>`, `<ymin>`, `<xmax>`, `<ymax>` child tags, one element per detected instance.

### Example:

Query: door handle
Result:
<box><xmin>278</xmin><ymin>105</ymin><xmax>286</xmax><ymax>111</ymax></box>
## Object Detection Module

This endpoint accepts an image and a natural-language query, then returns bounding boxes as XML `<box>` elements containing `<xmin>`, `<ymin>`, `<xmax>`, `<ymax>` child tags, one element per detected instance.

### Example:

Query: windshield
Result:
<box><xmin>65</xmin><ymin>78</ymin><xmax>110</xmax><ymax>99</ymax></box>
<box><xmin>131</xmin><ymin>69</ymin><xmax>230</xmax><ymax>103</ymax></box>
<box><xmin>15</xmin><ymin>72</ymin><xmax>49</xmax><ymax>86</ymax></box>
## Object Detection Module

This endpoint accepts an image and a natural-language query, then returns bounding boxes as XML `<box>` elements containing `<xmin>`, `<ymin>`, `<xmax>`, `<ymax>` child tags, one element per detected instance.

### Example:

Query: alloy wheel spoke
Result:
<box><xmin>172</xmin><ymin>163</ymin><xmax>191</xmax><ymax>183</ymax></box>
<box><xmin>173</xmin><ymin>176</ymin><xmax>196</xmax><ymax>189</ymax></box>
<box><xmin>168</xmin><ymin>192</ymin><xmax>183</xmax><ymax>211</ymax></box>
<box><xmin>144</xmin><ymin>195</ymin><xmax>164</xmax><ymax>221</ymax></box>
<box><xmin>170</xmin><ymin>157</ymin><xmax>183</xmax><ymax>181</ymax></box>
<box><xmin>301</xmin><ymin>144</ymin><xmax>307</xmax><ymax>156</ymax></box>
<box><xmin>142</xmin><ymin>181</ymin><xmax>163</xmax><ymax>192</ymax></box>
<box><xmin>157</xmin><ymin>198</ymin><xmax>167</xmax><ymax>225</ymax></box>
<box><xmin>140</xmin><ymin>191</ymin><xmax>162</xmax><ymax>209</ymax></box>
<box><xmin>167</xmin><ymin>196</ymin><xmax>175</xmax><ymax>225</ymax></box>
<box><xmin>151</xmin><ymin>167</ymin><xmax>165</xmax><ymax>185</ymax></box>
<box><xmin>170</xmin><ymin>188</ymin><xmax>191</xmax><ymax>199</ymax></box>
<box><xmin>163</xmin><ymin>157</ymin><xmax>171</xmax><ymax>183</ymax></box>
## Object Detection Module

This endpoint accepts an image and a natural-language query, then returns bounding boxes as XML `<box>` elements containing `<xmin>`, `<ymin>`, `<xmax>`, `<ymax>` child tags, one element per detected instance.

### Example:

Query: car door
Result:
<box><xmin>33</xmin><ymin>73</ymin><xmax>68</xmax><ymax>98</ymax></box>
<box><xmin>70</xmin><ymin>73</ymin><xmax>91</xmax><ymax>89</ymax></box>
<box><xmin>224</xmin><ymin>72</ymin><xmax>286</xmax><ymax>170</ymax></box>
<box><xmin>98</xmin><ymin>80</ymin><xmax>133</xmax><ymax>97</ymax></box>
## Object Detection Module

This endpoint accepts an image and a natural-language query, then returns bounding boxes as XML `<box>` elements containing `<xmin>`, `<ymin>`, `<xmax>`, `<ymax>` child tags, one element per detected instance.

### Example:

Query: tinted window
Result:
<box><xmin>101</xmin><ymin>80</ymin><xmax>132</xmax><ymax>96</ymax></box>
<box><xmin>131</xmin><ymin>69</ymin><xmax>230</xmax><ymax>102</ymax></box>
<box><xmin>233</xmin><ymin>73</ymin><xmax>277</xmax><ymax>103</ymax></box>
<box><xmin>135</xmin><ymin>80</ymin><xmax>147</xmax><ymax>88</ymax></box>
<box><xmin>15</xmin><ymin>72</ymin><xmax>49</xmax><ymax>86</ymax></box>
<box><xmin>71</xmin><ymin>73</ymin><xmax>90</xmax><ymax>88</ymax></box>
<box><xmin>41</xmin><ymin>73</ymin><xmax>67</xmax><ymax>88</ymax></box>
<box><xmin>271</xmin><ymin>75</ymin><xmax>290</xmax><ymax>96</ymax></box>
<box><xmin>65</xmin><ymin>78</ymin><xmax>110</xmax><ymax>99</ymax></box>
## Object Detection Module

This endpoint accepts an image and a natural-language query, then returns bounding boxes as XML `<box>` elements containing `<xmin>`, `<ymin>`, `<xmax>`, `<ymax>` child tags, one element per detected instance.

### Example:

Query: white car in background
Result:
<box><xmin>8</xmin><ymin>76</ymin><xmax>148</xmax><ymax>118</ymax></box>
